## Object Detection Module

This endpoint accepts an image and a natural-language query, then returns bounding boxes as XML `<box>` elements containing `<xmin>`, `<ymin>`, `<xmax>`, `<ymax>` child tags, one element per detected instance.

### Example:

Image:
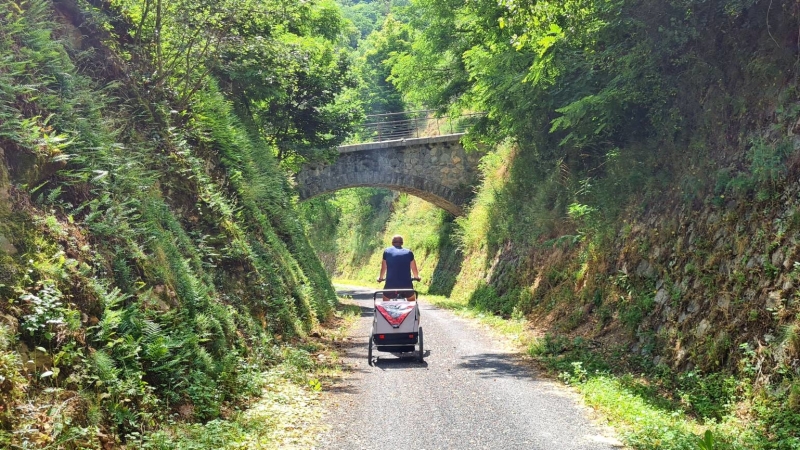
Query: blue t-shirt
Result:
<box><xmin>383</xmin><ymin>246</ymin><xmax>415</xmax><ymax>289</ymax></box>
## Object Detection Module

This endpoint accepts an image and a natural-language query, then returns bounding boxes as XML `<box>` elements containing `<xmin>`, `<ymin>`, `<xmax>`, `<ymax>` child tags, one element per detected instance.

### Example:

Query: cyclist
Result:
<box><xmin>377</xmin><ymin>235</ymin><xmax>420</xmax><ymax>301</ymax></box>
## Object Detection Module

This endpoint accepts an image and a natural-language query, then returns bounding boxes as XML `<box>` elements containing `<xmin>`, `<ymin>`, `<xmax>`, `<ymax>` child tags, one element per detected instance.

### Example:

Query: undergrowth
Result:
<box><xmin>0</xmin><ymin>0</ymin><xmax>342</xmax><ymax>446</ymax></box>
<box><xmin>529</xmin><ymin>333</ymin><xmax>799</xmax><ymax>450</ymax></box>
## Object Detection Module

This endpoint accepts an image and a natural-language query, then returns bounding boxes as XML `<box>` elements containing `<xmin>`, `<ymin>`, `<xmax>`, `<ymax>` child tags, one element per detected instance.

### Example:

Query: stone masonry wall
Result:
<box><xmin>296</xmin><ymin>135</ymin><xmax>482</xmax><ymax>216</ymax></box>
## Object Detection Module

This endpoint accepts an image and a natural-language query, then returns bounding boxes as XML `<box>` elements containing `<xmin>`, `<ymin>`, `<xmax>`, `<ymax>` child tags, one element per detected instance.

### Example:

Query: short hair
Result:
<box><xmin>391</xmin><ymin>235</ymin><xmax>403</xmax><ymax>245</ymax></box>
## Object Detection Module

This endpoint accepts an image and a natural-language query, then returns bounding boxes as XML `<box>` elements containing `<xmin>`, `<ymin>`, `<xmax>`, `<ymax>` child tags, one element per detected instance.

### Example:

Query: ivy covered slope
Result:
<box><xmin>0</xmin><ymin>0</ymin><xmax>352</xmax><ymax>446</ymax></box>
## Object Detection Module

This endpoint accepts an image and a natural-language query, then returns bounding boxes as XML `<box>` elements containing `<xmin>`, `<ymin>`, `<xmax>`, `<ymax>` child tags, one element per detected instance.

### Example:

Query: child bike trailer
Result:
<box><xmin>368</xmin><ymin>289</ymin><xmax>423</xmax><ymax>365</ymax></box>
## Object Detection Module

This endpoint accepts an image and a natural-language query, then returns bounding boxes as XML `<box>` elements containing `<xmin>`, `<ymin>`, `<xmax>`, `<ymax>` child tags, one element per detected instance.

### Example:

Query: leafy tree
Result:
<box><xmin>213</xmin><ymin>1</ymin><xmax>362</xmax><ymax>166</ymax></box>
<box><xmin>386</xmin><ymin>0</ymin><xmax>476</xmax><ymax>111</ymax></box>
<box><xmin>355</xmin><ymin>16</ymin><xmax>413</xmax><ymax>115</ymax></box>
<box><xmin>99</xmin><ymin>0</ymin><xmax>362</xmax><ymax>166</ymax></box>
<box><xmin>388</xmin><ymin>0</ymin><xmax>677</xmax><ymax>167</ymax></box>
<box><xmin>219</xmin><ymin>32</ymin><xmax>361</xmax><ymax>166</ymax></box>
<box><xmin>340</xmin><ymin>1</ymin><xmax>384</xmax><ymax>40</ymax></box>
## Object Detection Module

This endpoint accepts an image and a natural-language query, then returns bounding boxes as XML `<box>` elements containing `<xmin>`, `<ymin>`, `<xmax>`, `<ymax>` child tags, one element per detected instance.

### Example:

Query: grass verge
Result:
<box><xmin>419</xmin><ymin>295</ymin><xmax>774</xmax><ymax>450</ymax></box>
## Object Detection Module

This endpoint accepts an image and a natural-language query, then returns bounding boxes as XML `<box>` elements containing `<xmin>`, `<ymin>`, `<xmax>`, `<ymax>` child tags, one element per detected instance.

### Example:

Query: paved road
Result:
<box><xmin>316</xmin><ymin>287</ymin><xmax>623</xmax><ymax>450</ymax></box>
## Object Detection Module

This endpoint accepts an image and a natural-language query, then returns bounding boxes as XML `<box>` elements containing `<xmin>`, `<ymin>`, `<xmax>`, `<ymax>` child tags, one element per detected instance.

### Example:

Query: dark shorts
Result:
<box><xmin>383</xmin><ymin>290</ymin><xmax>415</xmax><ymax>299</ymax></box>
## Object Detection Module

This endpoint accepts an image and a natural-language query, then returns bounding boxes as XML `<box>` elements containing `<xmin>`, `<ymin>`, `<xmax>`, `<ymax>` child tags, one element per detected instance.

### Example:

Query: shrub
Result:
<box><xmin>467</xmin><ymin>282</ymin><xmax>516</xmax><ymax>316</ymax></box>
<box><xmin>0</xmin><ymin>324</ymin><xmax>25</xmax><ymax>429</ymax></box>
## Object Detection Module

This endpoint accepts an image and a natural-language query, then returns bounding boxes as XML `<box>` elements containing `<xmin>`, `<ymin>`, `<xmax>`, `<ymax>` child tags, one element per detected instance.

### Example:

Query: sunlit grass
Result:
<box><xmin>573</xmin><ymin>374</ymin><xmax>762</xmax><ymax>449</ymax></box>
<box><xmin>141</xmin><ymin>374</ymin><xmax>328</xmax><ymax>449</ymax></box>
<box><xmin>578</xmin><ymin>375</ymin><xmax>703</xmax><ymax>449</ymax></box>
<box><xmin>423</xmin><ymin>293</ymin><xmax>536</xmax><ymax>349</ymax></box>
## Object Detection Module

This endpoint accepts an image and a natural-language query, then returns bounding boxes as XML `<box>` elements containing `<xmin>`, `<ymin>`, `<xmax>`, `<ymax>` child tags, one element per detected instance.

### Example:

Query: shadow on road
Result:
<box><xmin>328</xmin><ymin>337</ymin><xmax>371</xmax><ymax>352</ymax></box>
<box><xmin>336</xmin><ymin>288</ymin><xmax>375</xmax><ymax>301</ymax></box>
<box><xmin>373</xmin><ymin>353</ymin><xmax>430</xmax><ymax>370</ymax></box>
<box><xmin>324</xmin><ymin>382</ymin><xmax>363</xmax><ymax>395</ymax></box>
<box><xmin>336</xmin><ymin>287</ymin><xmax>376</xmax><ymax>318</ymax></box>
<box><xmin>357</xmin><ymin>305</ymin><xmax>374</xmax><ymax>318</ymax></box>
<box><xmin>456</xmin><ymin>352</ymin><xmax>535</xmax><ymax>380</ymax></box>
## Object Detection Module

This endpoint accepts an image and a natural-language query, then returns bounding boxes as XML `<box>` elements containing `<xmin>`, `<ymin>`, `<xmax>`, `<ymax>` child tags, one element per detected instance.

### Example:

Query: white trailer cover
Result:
<box><xmin>374</xmin><ymin>301</ymin><xmax>418</xmax><ymax>334</ymax></box>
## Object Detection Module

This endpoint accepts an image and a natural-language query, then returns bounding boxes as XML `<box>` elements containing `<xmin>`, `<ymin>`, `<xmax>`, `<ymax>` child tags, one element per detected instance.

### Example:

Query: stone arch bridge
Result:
<box><xmin>296</xmin><ymin>134</ymin><xmax>482</xmax><ymax>216</ymax></box>
<box><xmin>296</xmin><ymin>111</ymin><xmax>484</xmax><ymax>216</ymax></box>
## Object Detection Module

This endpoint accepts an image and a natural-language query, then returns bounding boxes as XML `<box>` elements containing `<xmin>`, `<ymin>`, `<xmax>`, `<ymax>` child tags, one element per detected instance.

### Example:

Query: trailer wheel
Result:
<box><xmin>417</xmin><ymin>327</ymin><xmax>424</xmax><ymax>362</ymax></box>
<box><xmin>367</xmin><ymin>336</ymin><xmax>374</xmax><ymax>366</ymax></box>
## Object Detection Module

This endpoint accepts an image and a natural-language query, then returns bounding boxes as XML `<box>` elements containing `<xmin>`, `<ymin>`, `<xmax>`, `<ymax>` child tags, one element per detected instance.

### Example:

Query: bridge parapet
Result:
<box><xmin>350</xmin><ymin>110</ymin><xmax>484</xmax><ymax>144</ymax></box>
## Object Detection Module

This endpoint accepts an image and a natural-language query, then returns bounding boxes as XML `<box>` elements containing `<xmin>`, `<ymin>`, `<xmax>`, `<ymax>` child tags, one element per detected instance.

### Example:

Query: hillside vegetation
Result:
<box><xmin>0</xmin><ymin>0</ymin><xmax>360</xmax><ymax>447</ymax></box>
<box><xmin>310</xmin><ymin>0</ymin><xmax>800</xmax><ymax>448</ymax></box>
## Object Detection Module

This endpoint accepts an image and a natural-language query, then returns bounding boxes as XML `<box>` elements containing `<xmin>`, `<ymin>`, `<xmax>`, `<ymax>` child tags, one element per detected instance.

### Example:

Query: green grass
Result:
<box><xmin>578</xmin><ymin>375</ymin><xmax>704</xmax><ymax>449</ymax></box>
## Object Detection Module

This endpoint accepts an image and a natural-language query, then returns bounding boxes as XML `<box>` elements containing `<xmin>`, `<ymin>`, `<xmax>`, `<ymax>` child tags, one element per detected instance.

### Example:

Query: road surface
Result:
<box><xmin>316</xmin><ymin>286</ymin><xmax>623</xmax><ymax>450</ymax></box>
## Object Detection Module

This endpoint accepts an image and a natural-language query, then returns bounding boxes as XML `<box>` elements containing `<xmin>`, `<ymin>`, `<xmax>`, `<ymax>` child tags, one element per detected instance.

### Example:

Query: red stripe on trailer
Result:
<box><xmin>375</xmin><ymin>303</ymin><xmax>415</xmax><ymax>327</ymax></box>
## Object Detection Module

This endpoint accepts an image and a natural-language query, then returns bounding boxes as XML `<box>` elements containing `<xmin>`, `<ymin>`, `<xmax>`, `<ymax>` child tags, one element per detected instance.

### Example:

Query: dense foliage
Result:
<box><xmin>0</xmin><ymin>0</ymin><xmax>352</xmax><ymax>446</ymax></box>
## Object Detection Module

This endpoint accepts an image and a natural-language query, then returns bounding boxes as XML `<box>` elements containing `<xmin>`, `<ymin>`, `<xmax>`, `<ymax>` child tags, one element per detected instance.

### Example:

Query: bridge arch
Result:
<box><xmin>298</xmin><ymin>170</ymin><xmax>467</xmax><ymax>216</ymax></box>
<box><xmin>296</xmin><ymin>135</ymin><xmax>482</xmax><ymax>216</ymax></box>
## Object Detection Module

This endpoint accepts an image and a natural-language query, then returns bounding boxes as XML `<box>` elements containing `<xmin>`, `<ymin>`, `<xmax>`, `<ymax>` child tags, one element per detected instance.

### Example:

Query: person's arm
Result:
<box><xmin>410</xmin><ymin>260</ymin><xmax>419</xmax><ymax>280</ymax></box>
<box><xmin>378</xmin><ymin>259</ymin><xmax>387</xmax><ymax>282</ymax></box>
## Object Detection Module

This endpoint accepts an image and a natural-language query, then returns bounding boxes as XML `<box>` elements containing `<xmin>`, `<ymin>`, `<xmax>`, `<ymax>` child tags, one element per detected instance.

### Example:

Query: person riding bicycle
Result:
<box><xmin>377</xmin><ymin>235</ymin><xmax>420</xmax><ymax>301</ymax></box>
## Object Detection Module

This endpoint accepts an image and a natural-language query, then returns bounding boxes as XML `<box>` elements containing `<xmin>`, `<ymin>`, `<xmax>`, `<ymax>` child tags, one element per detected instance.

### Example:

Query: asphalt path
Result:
<box><xmin>316</xmin><ymin>286</ymin><xmax>623</xmax><ymax>450</ymax></box>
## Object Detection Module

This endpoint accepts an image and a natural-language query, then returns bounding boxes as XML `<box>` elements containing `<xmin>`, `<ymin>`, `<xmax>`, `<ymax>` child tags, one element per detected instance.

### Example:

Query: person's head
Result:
<box><xmin>391</xmin><ymin>235</ymin><xmax>404</xmax><ymax>248</ymax></box>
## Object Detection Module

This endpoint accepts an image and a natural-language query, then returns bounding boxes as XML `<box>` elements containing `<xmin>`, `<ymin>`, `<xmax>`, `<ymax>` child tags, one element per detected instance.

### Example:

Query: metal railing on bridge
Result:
<box><xmin>348</xmin><ymin>110</ymin><xmax>484</xmax><ymax>144</ymax></box>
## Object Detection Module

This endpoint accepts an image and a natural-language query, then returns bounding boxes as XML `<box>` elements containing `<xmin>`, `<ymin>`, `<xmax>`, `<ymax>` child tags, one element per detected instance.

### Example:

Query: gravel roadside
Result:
<box><xmin>316</xmin><ymin>286</ymin><xmax>624</xmax><ymax>450</ymax></box>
